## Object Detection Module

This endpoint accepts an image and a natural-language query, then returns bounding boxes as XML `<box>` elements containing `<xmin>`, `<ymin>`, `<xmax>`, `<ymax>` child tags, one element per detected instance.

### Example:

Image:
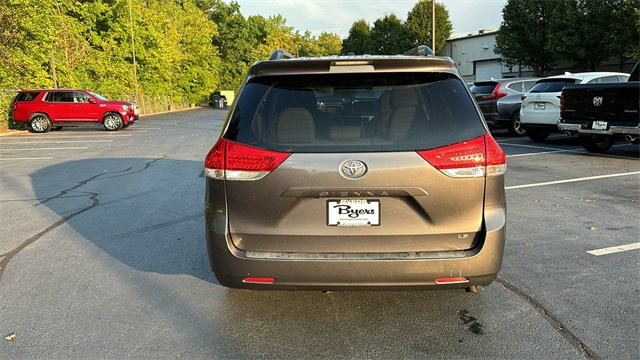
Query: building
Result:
<box><xmin>442</xmin><ymin>29</ymin><xmax>635</xmax><ymax>82</ymax></box>
<box><xmin>441</xmin><ymin>29</ymin><xmax>530</xmax><ymax>82</ymax></box>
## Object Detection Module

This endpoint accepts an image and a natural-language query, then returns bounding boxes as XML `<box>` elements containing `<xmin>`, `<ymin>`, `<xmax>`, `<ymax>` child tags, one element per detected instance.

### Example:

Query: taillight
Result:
<box><xmin>480</xmin><ymin>83</ymin><xmax>507</xmax><ymax>100</ymax></box>
<box><xmin>560</xmin><ymin>92</ymin><xmax>564</xmax><ymax>112</ymax></box>
<box><xmin>417</xmin><ymin>134</ymin><xmax>506</xmax><ymax>178</ymax></box>
<box><xmin>204</xmin><ymin>138</ymin><xmax>291</xmax><ymax>181</ymax></box>
<box><xmin>492</xmin><ymin>83</ymin><xmax>507</xmax><ymax>99</ymax></box>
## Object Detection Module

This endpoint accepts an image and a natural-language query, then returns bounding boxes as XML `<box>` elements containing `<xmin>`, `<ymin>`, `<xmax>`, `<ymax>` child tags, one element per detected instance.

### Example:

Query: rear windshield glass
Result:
<box><xmin>16</xmin><ymin>92</ymin><xmax>41</xmax><ymax>101</ymax></box>
<box><xmin>529</xmin><ymin>79</ymin><xmax>577</xmax><ymax>93</ymax></box>
<box><xmin>470</xmin><ymin>82</ymin><xmax>498</xmax><ymax>94</ymax></box>
<box><xmin>225</xmin><ymin>73</ymin><xmax>485</xmax><ymax>152</ymax></box>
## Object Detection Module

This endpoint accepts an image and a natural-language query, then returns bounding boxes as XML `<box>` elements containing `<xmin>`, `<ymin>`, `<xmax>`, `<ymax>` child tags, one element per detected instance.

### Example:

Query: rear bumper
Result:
<box><xmin>205</xmin><ymin>204</ymin><xmax>506</xmax><ymax>290</ymax></box>
<box><xmin>558</xmin><ymin>121</ymin><xmax>640</xmax><ymax>136</ymax></box>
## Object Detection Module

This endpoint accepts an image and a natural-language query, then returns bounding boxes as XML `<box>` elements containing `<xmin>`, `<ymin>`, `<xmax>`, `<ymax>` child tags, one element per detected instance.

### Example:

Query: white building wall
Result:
<box><xmin>442</xmin><ymin>30</ymin><xmax>531</xmax><ymax>81</ymax></box>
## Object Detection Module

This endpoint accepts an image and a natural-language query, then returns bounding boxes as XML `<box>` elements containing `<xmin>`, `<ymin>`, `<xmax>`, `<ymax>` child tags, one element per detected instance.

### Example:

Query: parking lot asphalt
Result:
<box><xmin>1</xmin><ymin>108</ymin><xmax>638</xmax><ymax>359</ymax></box>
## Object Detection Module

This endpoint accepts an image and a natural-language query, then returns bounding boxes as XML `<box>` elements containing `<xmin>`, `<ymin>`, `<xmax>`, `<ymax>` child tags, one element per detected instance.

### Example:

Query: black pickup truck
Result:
<box><xmin>559</xmin><ymin>62</ymin><xmax>639</xmax><ymax>153</ymax></box>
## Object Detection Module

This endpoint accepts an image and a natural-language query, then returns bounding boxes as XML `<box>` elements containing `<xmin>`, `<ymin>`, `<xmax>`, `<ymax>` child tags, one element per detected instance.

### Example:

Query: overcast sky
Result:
<box><xmin>232</xmin><ymin>0</ymin><xmax>508</xmax><ymax>39</ymax></box>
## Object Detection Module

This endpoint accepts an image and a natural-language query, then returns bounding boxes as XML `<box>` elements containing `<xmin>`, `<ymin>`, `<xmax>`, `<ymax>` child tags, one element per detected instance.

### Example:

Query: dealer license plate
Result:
<box><xmin>592</xmin><ymin>121</ymin><xmax>608</xmax><ymax>130</ymax></box>
<box><xmin>534</xmin><ymin>102</ymin><xmax>546</xmax><ymax>110</ymax></box>
<box><xmin>327</xmin><ymin>199</ymin><xmax>380</xmax><ymax>227</ymax></box>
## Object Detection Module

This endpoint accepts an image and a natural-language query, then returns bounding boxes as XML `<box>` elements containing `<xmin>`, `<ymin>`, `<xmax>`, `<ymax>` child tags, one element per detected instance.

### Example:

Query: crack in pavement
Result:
<box><xmin>0</xmin><ymin>157</ymin><xmax>165</xmax><ymax>285</ymax></box>
<box><xmin>0</xmin><ymin>192</ymin><xmax>99</xmax><ymax>284</ymax></box>
<box><xmin>496</xmin><ymin>276</ymin><xmax>601</xmax><ymax>360</ymax></box>
<box><xmin>34</xmin><ymin>157</ymin><xmax>165</xmax><ymax>206</ymax></box>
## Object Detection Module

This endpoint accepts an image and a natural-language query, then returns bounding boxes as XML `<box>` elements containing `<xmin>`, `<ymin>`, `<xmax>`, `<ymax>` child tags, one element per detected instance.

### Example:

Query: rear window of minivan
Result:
<box><xmin>225</xmin><ymin>73</ymin><xmax>485</xmax><ymax>153</ymax></box>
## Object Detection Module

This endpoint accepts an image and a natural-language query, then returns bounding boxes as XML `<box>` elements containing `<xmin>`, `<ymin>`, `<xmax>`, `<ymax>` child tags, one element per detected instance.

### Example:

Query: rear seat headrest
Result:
<box><xmin>277</xmin><ymin>107</ymin><xmax>315</xmax><ymax>143</ymax></box>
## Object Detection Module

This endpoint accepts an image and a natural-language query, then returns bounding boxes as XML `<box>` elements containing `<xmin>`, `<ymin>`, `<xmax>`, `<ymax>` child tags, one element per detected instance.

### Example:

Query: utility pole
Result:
<box><xmin>51</xmin><ymin>46</ymin><xmax>58</xmax><ymax>88</ymax></box>
<box><xmin>128</xmin><ymin>0</ymin><xmax>139</xmax><ymax>102</ymax></box>
<box><xmin>432</xmin><ymin>0</ymin><xmax>436</xmax><ymax>52</ymax></box>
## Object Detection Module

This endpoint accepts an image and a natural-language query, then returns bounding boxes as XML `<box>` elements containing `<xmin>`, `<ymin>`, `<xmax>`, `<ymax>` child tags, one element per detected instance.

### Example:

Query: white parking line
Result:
<box><xmin>7</xmin><ymin>135</ymin><xmax>133</xmax><ymax>139</ymax></box>
<box><xmin>0</xmin><ymin>157</ymin><xmax>54</xmax><ymax>161</ymax></box>
<box><xmin>506</xmin><ymin>171</ymin><xmax>640</xmax><ymax>190</ymax></box>
<box><xmin>0</xmin><ymin>140</ymin><xmax>113</xmax><ymax>144</ymax></box>
<box><xmin>0</xmin><ymin>147</ymin><xmax>89</xmax><ymax>151</ymax></box>
<box><xmin>506</xmin><ymin>150</ymin><xmax>570</xmax><ymax>158</ymax></box>
<box><xmin>587</xmin><ymin>242</ymin><xmax>640</xmax><ymax>256</ymax></box>
<box><xmin>500</xmin><ymin>142</ymin><xmax>582</xmax><ymax>152</ymax></box>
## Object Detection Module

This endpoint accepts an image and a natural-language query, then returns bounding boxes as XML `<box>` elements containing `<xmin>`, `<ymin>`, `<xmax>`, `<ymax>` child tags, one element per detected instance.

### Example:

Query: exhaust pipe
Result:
<box><xmin>565</xmin><ymin>131</ymin><xmax>572</xmax><ymax>137</ymax></box>
<box><xmin>624</xmin><ymin>135</ymin><xmax>638</xmax><ymax>142</ymax></box>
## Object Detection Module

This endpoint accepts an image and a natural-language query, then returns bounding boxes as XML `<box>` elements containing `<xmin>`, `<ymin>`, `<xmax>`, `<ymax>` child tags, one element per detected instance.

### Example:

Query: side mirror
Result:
<box><xmin>88</xmin><ymin>98</ymin><xmax>97</xmax><ymax>104</ymax></box>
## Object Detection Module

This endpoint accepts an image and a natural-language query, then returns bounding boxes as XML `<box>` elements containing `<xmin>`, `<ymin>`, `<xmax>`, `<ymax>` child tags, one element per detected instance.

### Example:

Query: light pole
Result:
<box><xmin>128</xmin><ymin>0</ymin><xmax>139</xmax><ymax>102</ymax></box>
<box><xmin>432</xmin><ymin>0</ymin><xmax>436</xmax><ymax>52</ymax></box>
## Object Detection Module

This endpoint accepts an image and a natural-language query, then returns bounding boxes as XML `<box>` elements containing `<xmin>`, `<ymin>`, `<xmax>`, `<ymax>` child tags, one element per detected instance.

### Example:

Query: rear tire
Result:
<box><xmin>102</xmin><ymin>113</ymin><xmax>123</xmax><ymax>131</ymax></box>
<box><xmin>29</xmin><ymin>114</ymin><xmax>52</xmax><ymax>133</ymax></box>
<box><xmin>526</xmin><ymin>128</ymin><xmax>551</xmax><ymax>142</ymax></box>
<box><xmin>508</xmin><ymin>113</ymin><xmax>526</xmax><ymax>136</ymax></box>
<box><xmin>579</xmin><ymin>135</ymin><xmax>614</xmax><ymax>153</ymax></box>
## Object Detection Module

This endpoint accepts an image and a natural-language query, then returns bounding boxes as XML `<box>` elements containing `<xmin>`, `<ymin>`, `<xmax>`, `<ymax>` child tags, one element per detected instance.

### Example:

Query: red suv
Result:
<box><xmin>10</xmin><ymin>89</ymin><xmax>139</xmax><ymax>132</ymax></box>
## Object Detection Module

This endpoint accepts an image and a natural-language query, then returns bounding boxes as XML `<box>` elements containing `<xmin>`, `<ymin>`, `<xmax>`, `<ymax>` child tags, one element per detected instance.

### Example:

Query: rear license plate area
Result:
<box><xmin>591</xmin><ymin>121</ymin><xmax>608</xmax><ymax>130</ymax></box>
<box><xmin>534</xmin><ymin>102</ymin><xmax>546</xmax><ymax>110</ymax></box>
<box><xmin>327</xmin><ymin>199</ymin><xmax>380</xmax><ymax>227</ymax></box>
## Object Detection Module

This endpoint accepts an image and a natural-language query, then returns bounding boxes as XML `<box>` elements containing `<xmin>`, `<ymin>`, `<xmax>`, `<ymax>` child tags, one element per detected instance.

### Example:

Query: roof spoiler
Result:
<box><xmin>268</xmin><ymin>49</ymin><xmax>294</xmax><ymax>61</ymax></box>
<box><xmin>404</xmin><ymin>45</ymin><xmax>434</xmax><ymax>56</ymax></box>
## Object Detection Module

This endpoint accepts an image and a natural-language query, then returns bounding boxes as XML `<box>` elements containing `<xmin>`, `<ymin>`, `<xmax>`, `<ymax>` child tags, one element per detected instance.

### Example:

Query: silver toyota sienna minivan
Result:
<box><xmin>205</xmin><ymin>47</ymin><xmax>506</xmax><ymax>291</ymax></box>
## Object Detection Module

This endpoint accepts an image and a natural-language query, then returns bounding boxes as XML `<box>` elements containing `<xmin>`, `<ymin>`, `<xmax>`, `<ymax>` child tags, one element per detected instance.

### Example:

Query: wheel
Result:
<box><xmin>102</xmin><ymin>113</ymin><xmax>123</xmax><ymax>131</ymax></box>
<box><xmin>526</xmin><ymin>128</ymin><xmax>551</xmax><ymax>141</ymax></box>
<box><xmin>579</xmin><ymin>135</ymin><xmax>614</xmax><ymax>154</ymax></box>
<box><xmin>508</xmin><ymin>112</ymin><xmax>526</xmax><ymax>136</ymax></box>
<box><xmin>29</xmin><ymin>114</ymin><xmax>52</xmax><ymax>133</ymax></box>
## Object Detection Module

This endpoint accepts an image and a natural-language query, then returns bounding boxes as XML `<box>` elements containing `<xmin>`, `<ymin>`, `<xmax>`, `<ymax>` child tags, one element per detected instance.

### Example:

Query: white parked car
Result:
<box><xmin>520</xmin><ymin>72</ymin><xmax>629</xmax><ymax>141</ymax></box>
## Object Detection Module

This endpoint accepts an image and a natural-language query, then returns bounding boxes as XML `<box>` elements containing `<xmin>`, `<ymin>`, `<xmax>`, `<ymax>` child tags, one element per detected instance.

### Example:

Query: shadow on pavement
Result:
<box><xmin>31</xmin><ymin>157</ymin><xmax>215</xmax><ymax>283</ymax></box>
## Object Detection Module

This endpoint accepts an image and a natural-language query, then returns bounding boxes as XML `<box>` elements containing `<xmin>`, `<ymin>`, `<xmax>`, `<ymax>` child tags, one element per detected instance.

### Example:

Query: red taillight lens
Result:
<box><xmin>560</xmin><ymin>92</ymin><xmax>565</xmax><ymax>111</ymax></box>
<box><xmin>435</xmin><ymin>277</ymin><xmax>469</xmax><ymax>284</ymax></box>
<box><xmin>484</xmin><ymin>134</ymin><xmax>507</xmax><ymax>176</ymax></box>
<box><xmin>242</xmin><ymin>277</ymin><xmax>275</xmax><ymax>284</ymax></box>
<box><xmin>417</xmin><ymin>134</ymin><xmax>506</xmax><ymax>178</ymax></box>
<box><xmin>492</xmin><ymin>83</ymin><xmax>507</xmax><ymax>99</ymax></box>
<box><xmin>204</xmin><ymin>138</ymin><xmax>290</xmax><ymax>180</ymax></box>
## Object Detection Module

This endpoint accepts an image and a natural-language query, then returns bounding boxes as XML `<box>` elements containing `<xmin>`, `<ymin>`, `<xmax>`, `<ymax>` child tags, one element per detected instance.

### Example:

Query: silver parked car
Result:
<box><xmin>204</xmin><ymin>47</ymin><xmax>507</xmax><ymax>291</ymax></box>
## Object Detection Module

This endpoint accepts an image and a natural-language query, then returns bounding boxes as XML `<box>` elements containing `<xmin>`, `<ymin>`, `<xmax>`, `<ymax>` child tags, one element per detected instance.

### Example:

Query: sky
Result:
<box><xmin>232</xmin><ymin>0</ymin><xmax>508</xmax><ymax>39</ymax></box>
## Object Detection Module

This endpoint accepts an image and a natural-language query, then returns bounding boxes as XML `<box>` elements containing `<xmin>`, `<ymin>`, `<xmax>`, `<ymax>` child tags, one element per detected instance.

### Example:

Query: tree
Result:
<box><xmin>369</xmin><ymin>14</ymin><xmax>413</xmax><ymax>55</ymax></box>
<box><xmin>342</xmin><ymin>19</ymin><xmax>373</xmax><ymax>55</ymax></box>
<box><xmin>611</xmin><ymin>0</ymin><xmax>640</xmax><ymax>65</ymax></box>
<box><xmin>550</xmin><ymin>0</ymin><xmax>629</xmax><ymax>71</ymax></box>
<box><xmin>495</xmin><ymin>0</ymin><xmax>565</xmax><ymax>76</ymax></box>
<box><xmin>405</xmin><ymin>0</ymin><xmax>453</xmax><ymax>54</ymax></box>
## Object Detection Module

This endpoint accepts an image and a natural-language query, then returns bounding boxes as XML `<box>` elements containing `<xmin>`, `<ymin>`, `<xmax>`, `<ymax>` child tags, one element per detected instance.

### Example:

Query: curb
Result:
<box><xmin>0</xmin><ymin>130</ymin><xmax>28</xmax><ymax>137</ymax></box>
<box><xmin>0</xmin><ymin>107</ymin><xmax>213</xmax><ymax>137</ymax></box>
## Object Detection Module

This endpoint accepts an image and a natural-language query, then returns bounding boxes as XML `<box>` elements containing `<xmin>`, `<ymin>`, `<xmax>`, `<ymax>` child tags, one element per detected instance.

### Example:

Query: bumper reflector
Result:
<box><xmin>242</xmin><ymin>277</ymin><xmax>275</xmax><ymax>284</ymax></box>
<box><xmin>435</xmin><ymin>277</ymin><xmax>469</xmax><ymax>284</ymax></box>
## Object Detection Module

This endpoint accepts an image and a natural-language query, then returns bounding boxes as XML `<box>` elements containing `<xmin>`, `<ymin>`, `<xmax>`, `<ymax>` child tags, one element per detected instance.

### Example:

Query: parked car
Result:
<box><xmin>520</xmin><ymin>72</ymin><xmax>629</xmax><ymax>141</ymax></box>
<box><xmin>558</xmin><ymin>62</ymin><xmax>639</xmax><ymax>153</ymax></box>
<box><xmin>204</xmin><ymin>46</ymin><xmax>507</xmax><ymax>291</ymax></box>
<box><xmin>470</xmin><ymin>77</ymin><xmax>539</xmax><ymax>136</ymax></box>
<box><xmin>10</xmin><ymin>89</ymin><xmax>139</xmax><ymax>132</ymax></box>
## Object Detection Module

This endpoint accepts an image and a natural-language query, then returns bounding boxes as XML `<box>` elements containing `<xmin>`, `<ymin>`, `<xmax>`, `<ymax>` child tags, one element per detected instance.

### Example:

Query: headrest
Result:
<box><xmin>391</xmin><ymin>87</ymin><xmax>419</xmax><ymax>107</ymax></box>
<box><xmin>277</xmin><ymin>107</ymin><xmax>315</xmax><ymax>143</ymax></box>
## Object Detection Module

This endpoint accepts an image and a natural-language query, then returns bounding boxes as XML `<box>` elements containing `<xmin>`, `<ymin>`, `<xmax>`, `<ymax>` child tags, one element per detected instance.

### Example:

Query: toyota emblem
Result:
<box><xmin>339</xmin><ymin>160</ymin><xmax>367</xmax><ymax>179</ymax></box>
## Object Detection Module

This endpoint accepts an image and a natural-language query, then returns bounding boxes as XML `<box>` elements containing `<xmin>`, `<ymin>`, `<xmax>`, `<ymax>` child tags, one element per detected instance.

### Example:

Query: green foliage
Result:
<box><xmin>341</xmin><ymin>19</ymin><xmax>373</xmax><ymax>55</ymax></box>
<box><xmin>342</xmin><ymin>2</ymin><xmax>453</xmax><ymax>55</ymax></box>
<box><xmin>495</xmin><ymin>0</ymin><xmax>563</xmax><ymax>76</ymax></box>
<box><xmin>498</xmin><ymin>0</ymin><xmax>639</xmax><ymax>75</ymax></box>
<box><xmin>405</xmin><ymin>0</ymin><xmax>453</xmax><ymax>53</ymax></box>
<box><xmin>369</xmin><ymin>14</ymin><xmax>413</xmax><ymax>55</ymax></box>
